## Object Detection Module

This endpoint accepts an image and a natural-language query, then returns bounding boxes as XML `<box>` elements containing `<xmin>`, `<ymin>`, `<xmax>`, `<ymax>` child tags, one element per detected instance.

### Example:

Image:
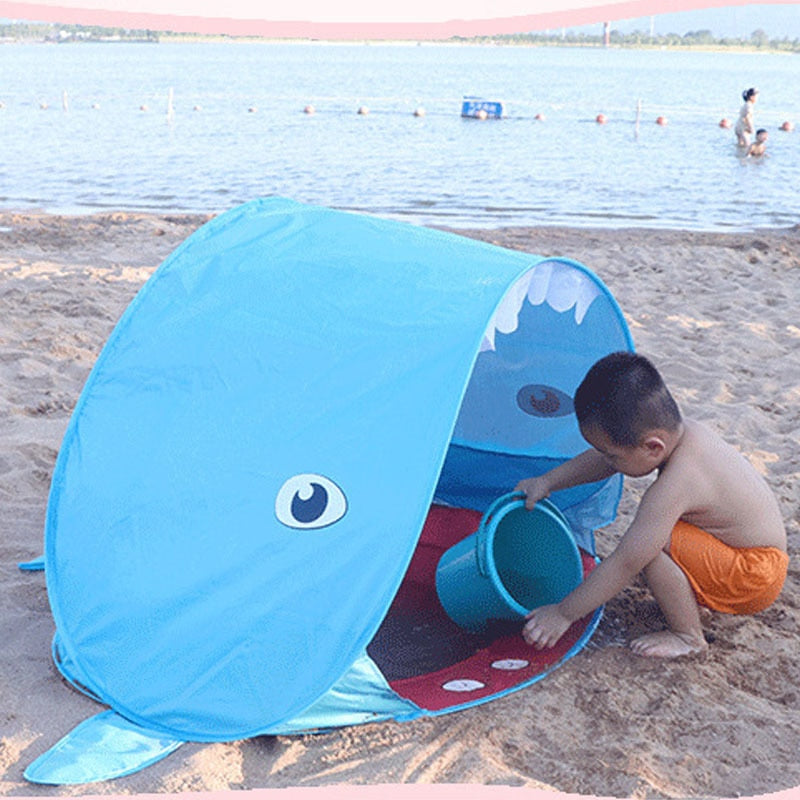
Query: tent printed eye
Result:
<box><xmin>22</xmin><ymin>198</ymin><xmax>633</xmax><ymax>785</ymax></box>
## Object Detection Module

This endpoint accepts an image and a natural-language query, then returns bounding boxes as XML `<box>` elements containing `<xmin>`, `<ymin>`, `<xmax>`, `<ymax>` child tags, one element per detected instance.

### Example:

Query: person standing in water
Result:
<box><xmin>735</xmin><ymin>88</ymin><xmax>759</xmax><ymax>148</ymax></box>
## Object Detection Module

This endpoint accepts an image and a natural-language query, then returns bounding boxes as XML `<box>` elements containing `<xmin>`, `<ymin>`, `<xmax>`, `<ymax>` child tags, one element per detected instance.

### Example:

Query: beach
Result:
<box><xmin>1</xmin><ymin>211</ymin><xmax>798</xmax><ymax>798</ymax></box>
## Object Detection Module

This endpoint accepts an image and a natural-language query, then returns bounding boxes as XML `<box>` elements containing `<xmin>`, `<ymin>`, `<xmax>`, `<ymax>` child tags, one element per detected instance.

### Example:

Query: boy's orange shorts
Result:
<box><xmin>669</xmin><ymin>521</ymin><xmax>788</xmax><ymax>615</ymax></box>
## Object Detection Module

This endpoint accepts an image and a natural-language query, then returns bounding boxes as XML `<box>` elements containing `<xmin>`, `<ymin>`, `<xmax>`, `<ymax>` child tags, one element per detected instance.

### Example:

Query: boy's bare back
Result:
<box><xmin>656</xmin><ymin>418</ymin><xmax>786</xmax><ymax>551</ymax></box>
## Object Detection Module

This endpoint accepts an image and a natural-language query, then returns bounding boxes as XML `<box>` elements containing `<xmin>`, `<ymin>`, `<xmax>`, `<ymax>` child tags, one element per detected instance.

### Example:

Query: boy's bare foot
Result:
<box><xmin>630</xmin><ymin>630</ymin><xmax>708</xmax><ymax>659</ymax></box>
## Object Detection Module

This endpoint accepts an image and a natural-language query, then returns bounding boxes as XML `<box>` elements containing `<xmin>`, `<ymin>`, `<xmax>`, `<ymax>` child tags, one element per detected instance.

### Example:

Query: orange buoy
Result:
<box><xmin>534</xmin><ymin>113</ymin><xmax>545</xmax><ymax>121</ymax></box>
<box><xmin>413</xmin><ymin>107</ymin><xmax>426</xmax><ymax>117</ymax></box>
<box><xmin>248</xmin><ymin>106</ymin><xmax>257</xmax><ymax>113</ymax></box>
<box><xmin>595</xmin><ymin>113</ymin><xmax>607</xmax><ymax>124</ymax></box>
<box><xmin>193</xmin><ymin>105</ymin><xmax>202</xmax><ymax>111</ymax></box>
<box><xmin>656</xmin><ymin>116</ymin><xmax>668</xmax><ymax>126</ymax></box>
<box><xmin>476</xmin><ymin>109</ymin><xmax>488</xmax><ymax>120</ymax></box>
<box><xmin>303</xmin><ymin>104</ymin><xmax>315</xmax><ymax>115</ymax></box>
<box><xmin>357</xmin><ymin>106</ymin><xmax>369</xmax><ymax>115</ymax></box>
<box><xmin>139</xmin><ymin>104</ymin><xmax>148</xmax><ymax>112</ymax></box>
<box><xmin>719</xmin><ymin>118</ymin><xmax>732</xmax><ymax>129</ymax></box>
<box><xmin>780</xmin><ymin>120</ymin><xmax>795</xmax><ymax>132</ymax></box>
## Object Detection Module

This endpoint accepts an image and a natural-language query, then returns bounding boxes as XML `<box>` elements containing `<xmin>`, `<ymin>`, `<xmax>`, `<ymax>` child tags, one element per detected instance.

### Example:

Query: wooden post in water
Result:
<box><xmin>603</xmin><ymin>22</ymin><xmax>610</xmax><ymax>47</ymax></box>
<box><xmin>635</xmin><ymin>98</ymin><xmax>641</xmax><ymax>139</ymax></box>
<box><xmin>62</xmin><ymin>90</ymin><xmax>69</xmax><ymax>112</ymax></box>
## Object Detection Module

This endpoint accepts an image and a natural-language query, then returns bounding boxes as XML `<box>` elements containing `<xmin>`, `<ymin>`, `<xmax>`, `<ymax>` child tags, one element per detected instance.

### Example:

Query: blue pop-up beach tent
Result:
<box><xmin>24</xmin><ymin>197</ymin><xmax>633</xmax><ymax>784</ymax></box>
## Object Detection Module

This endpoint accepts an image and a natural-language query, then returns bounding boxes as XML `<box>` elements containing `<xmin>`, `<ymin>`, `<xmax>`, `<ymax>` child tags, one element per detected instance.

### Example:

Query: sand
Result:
<box><xmin>1</xmin><ymin>211</ymin><xmax>798</xmax><ymax>799</ymax></box>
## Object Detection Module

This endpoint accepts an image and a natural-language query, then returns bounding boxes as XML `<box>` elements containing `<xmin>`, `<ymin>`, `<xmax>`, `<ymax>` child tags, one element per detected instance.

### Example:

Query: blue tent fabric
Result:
<box><xmin>18</xmin><ymin>556</ymin><xmax>45</xmax><ymax>571</ymax></box>
<box><xmin>40</xmin><ymin>197</ymin><xmax>633</xmax><ymax>754</ymax></box>
<box><xmin>262</xmin><ymin>653</ymin><xmax>422</xmax><ymax>734</ymax></box>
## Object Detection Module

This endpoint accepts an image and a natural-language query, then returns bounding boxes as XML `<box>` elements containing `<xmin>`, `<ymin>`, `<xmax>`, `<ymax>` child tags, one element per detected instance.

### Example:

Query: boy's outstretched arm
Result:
<box><xmin>522</xmin><ymin>545</ymin><xmax>642</xmax><ymax>649</ymax></box>
<box><xmin>523</xmin><ymin>482</ymin><xmax>681</xmax><ymax>649</ymax></box>
<box><xmin>516</xmin><ymin>448</ymin><xmax>616</xmax><ymax>510</ymax></box>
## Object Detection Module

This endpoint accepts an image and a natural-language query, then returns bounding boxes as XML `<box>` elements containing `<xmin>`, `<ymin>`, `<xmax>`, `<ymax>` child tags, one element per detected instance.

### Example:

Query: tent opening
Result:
<box><xmin>364</xmin><ymin>258</ymin><xmax>632</xmax><ymax>714</ymax></box>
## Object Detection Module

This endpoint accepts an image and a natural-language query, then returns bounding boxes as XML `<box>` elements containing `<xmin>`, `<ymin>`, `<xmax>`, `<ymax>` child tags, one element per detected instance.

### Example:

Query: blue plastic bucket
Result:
<box><xmin>435</xmin><ymin>491</ymin><xmax>583</xmax><ymax>633</ymax></box>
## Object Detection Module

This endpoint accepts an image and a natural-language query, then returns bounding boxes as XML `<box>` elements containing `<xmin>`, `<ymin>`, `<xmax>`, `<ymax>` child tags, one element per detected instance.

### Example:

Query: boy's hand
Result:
<box><xmin>514</xmin><ymin>476</ymin><xmax>550</xmax><ymax>510</ymax></box>
<box><xmin>522</xmin><ymin>604</ymin><xmax>572</xmax><ymax>649</ymax></box>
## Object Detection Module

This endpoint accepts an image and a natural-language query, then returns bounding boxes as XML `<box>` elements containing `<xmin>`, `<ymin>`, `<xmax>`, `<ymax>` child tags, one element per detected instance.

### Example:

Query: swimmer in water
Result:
<box><xmin>746</xmin><ymin>129</ymin><xmax>769</xmax><ymax>158</ymax></box>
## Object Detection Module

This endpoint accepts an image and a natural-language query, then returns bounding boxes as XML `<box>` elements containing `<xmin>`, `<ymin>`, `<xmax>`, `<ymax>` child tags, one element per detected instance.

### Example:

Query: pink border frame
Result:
<box><xmin>1</xmin><ymin>0</ymin><xmax>798</xmax><ymax>39</ymax></box>
<box><xmin>5</xmin><ymin>0</ymin><xmax>800</xmax><ymax>796</ymax></box>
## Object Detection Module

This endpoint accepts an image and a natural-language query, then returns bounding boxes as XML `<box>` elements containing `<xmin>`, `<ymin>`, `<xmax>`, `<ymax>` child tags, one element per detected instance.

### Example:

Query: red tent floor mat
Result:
<box><xmin>366</xmin><ymin>504</ymin><xmax>597</xmax><ymax>713</ymax></box>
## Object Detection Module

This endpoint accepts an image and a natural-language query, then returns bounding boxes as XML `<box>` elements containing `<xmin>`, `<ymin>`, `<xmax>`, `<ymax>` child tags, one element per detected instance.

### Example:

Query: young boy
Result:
<box><xmin>516</xmin><ymin>352</ymin><xmax>787</xmax><ymax>659</ymax></box>
<box><xmin>746</xmin><ymin>129</ymin><xmax>769</xmax><ymax>158</ymax></box>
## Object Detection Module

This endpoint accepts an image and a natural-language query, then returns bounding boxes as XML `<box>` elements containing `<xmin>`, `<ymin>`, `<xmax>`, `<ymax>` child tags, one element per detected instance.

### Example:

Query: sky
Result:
<box><xmin>2</xmin><ymin>0</ymin><xmax>799</xmax><ymax>38</ymax></box>
<box><xmin>2</xmin><ymin>0</ymin><xmax>678</xmax><ymax>23</ymax></box>
<box><xmin>576</xmin><ymin>3</ymin><xmax>800</xmax><ymax>37</ymax></box>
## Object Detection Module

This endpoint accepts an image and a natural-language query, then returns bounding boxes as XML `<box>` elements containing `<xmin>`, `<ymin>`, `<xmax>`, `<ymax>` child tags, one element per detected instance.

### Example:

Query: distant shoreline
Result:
<box><xmin>150</xmin><ymin>38</ymin><xmax>800</xmax><ymax>55</ymax></box>
<box><xmin>2</xmin><ymin>208</ymin><xmax>799</xmax><ymax>238</ymax></box>
<box><xmin>3</xmin><ymin>39</ymin><xmax>796</xmax><ymax>56</ymax></box>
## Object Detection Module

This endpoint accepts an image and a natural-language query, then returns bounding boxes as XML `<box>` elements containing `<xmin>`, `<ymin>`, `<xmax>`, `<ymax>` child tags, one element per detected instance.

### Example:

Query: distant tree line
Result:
<box><xmin>0</xmin><ymin>22</ymin><xmax>159</xmax><ymax>42</ymax></box>
<box><xmin>1</xmin><ymin>21</ymin><xmax>798</xmax><ymax>51</ymax></box>
<box><xmin>453</xmin><ymin>27</ymin><xmax>800</xmax><ymax>53</ymax></box>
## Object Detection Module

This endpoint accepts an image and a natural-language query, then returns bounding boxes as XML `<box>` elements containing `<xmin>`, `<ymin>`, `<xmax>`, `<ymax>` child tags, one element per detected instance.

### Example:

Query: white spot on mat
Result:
<box><xmin>442</xmin><ymin>679</ymin><xmax>485</xmax><ymax>692</ymax></box>
<box><xmin>491</xmin><ymin>659</ymin><xmax>530</xmax><ymax>670</ymax></box>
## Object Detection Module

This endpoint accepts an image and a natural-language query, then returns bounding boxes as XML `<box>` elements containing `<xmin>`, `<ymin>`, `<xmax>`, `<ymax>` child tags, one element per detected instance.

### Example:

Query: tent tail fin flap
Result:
<box><xmin>24</xmin><ymin>711</ymin><xmax>184</xmax><ymax>785</ymax></box>
<box><xmin>18</xmin><ymin>555</ymin><xmax>45</xmax><ymax>571</ymax></box>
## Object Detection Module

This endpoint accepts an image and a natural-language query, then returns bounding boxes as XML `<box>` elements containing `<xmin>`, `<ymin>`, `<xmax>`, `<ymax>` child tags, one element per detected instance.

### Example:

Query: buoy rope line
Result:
<box><xmin>0</xmin><ymin>93</ymin><xmax>795</xmax><ymax>128</ymax></box>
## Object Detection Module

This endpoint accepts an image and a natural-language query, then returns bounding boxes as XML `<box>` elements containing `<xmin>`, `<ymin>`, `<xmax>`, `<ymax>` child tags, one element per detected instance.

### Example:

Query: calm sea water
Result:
<box><xmin>1</xmin><ymin>41</ymin><xmax>799</xmax><ymax>230</ymax></box>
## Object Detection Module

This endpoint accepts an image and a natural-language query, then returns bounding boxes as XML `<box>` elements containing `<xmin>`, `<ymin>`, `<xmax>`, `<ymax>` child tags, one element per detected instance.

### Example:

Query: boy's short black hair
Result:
<box><xmin>756</xmin><ymin>128</ymin><xmax>767</xmax><ymax>136</ymax></box>
<box><xmin>574</xmin><ymin>352</ymin><xmax>682</xmax><ymax>446</ymax></box>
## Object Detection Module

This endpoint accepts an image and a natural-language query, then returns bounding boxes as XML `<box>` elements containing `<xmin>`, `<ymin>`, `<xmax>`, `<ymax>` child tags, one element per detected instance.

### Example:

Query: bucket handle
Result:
<box><xmin>476</xmin><ymin>491</ymin><xmax>526</xmax><ymax>577</ymax></box>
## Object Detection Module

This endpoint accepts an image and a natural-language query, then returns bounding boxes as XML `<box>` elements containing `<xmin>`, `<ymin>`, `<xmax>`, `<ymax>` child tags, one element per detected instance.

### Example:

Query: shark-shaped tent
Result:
<box><xmin>23</xmin><ymin>197</ymin><xmax>633</xmax><ymax>784</ymax></box>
